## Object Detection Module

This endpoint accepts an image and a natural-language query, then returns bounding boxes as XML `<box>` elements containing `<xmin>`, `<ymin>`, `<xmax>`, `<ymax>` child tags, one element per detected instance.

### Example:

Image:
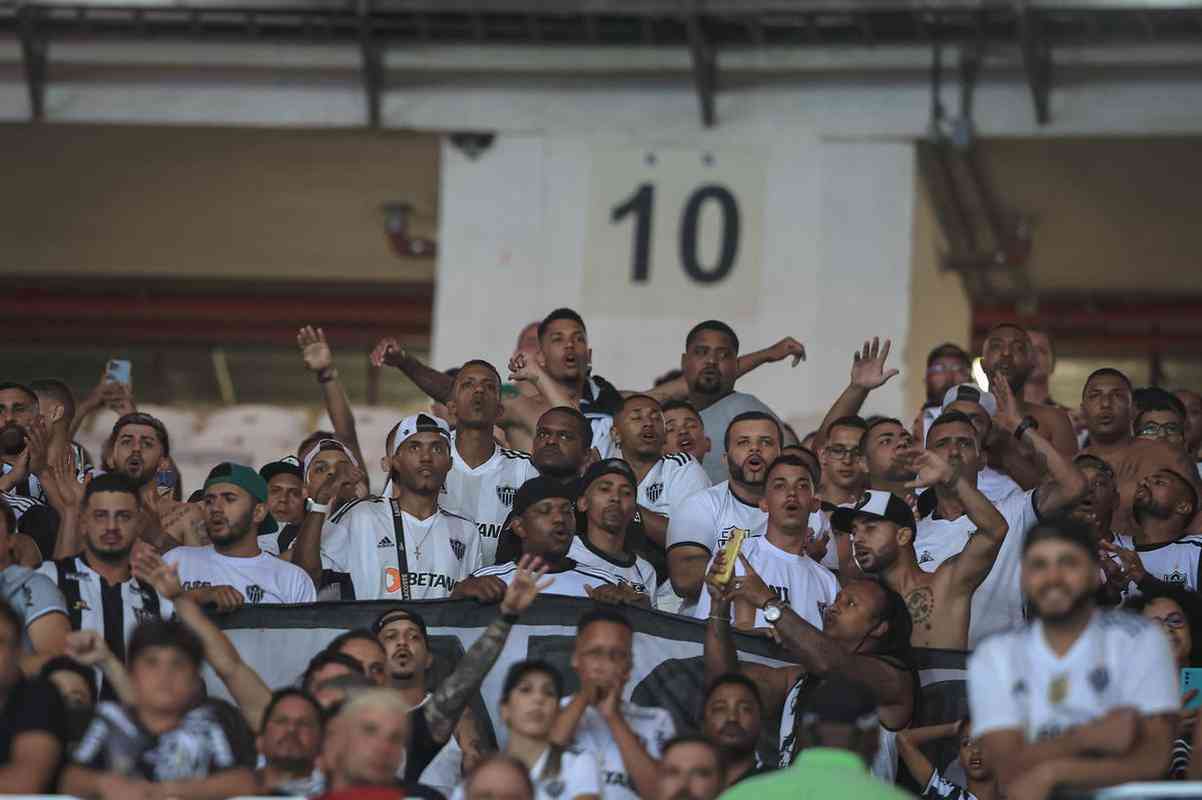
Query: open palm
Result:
<box><xmin>851</xmin><ymin>337</ymin><xmax>899</xmax><ymax>389</ymax></box>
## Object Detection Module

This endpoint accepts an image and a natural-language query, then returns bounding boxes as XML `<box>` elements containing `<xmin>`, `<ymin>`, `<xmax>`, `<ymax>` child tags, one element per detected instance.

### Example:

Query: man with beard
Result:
<box><xmin>455</xmin><ymin>476</ymin><xmax>618</xmax><ymax>600</ymax></box>
<box><xmin>678</xmin><ymin>321</ymin><xmax>802</xmax><ymax>483</ymax></box>
<box><xmin>255</xmin><ymin>688</ymin><xmax>325</xmax><ymax>796</ymax></box>
<box><xmin>704</xmin><ymin>556</ymin><xmax>915</xmax><ymax>782</ymax></box>
<box><xmin>980</xmin><ymin>323</ymin><xmax>1077</xmax><ymax>459</ymax></box>
<box><xmin>38</xmin><ymin>474</ymin><xmax>165</xmax><ymax>697</ymax></box>
<box><xmin>441</xmin><ymin>360</ymin><xmax>538</xmax><ymax>566</ymax></box>
<box><xmin>662</xmin><ymin>400</ymin><xmax>711</xmax><ymax>464</ymax></box>
<box><xmin>297</xmin><ymin>414</ymin><xmax>481</xmax><ymax>601</ymax></box>
<box><xmin>1065</xmin><ymin>455</ymin><xmax>1131</xmax><ymax>604</ymax></box>
<box><xmin>1107</xmin><ymin>468</ymin><xmax>1201</xmax><ymax>591</ymax></box>
<box><xmin>666</xmin><ymin>412</ymin><xmax>781</xmax><ymax>614</ymax></box>
<box><xmin>1080</xmin><ymin>369</ymin><xmax>1201</xmax><ymax>535</ymax></box>
<box><xmin>657</xmin><ymin>736</ymin><xmax>724</xmax><ymax>800</ymax></box>
<box><xmin>1023</xmin><ymin>329</ymin><xmax>1058</xmax><ymax>407</ymax></box>
<box><xmin>0</xmin><ymin>383</ymin><xmax>48</xmax><ymax>524</ymax></box>
<box><xmin>30</xmin><ymin>378</ymin><xmax>92</xmax><ymax>476</ymax></box>
<box><xmin>690</xmin><ymin>455</ymin><xmax>838</xmax><ymax>629</ymax></box>
<box><xmin>374</xmin><ymin>556</ymin><xmax>551</xmax><ymax>783</ymax></box>
<box><xmin>1173</xmin><ymin>389</ymin><xmax>1202</xmax><ymax>472</ymax></box>
<box><xmin>918</xmin><ymin>344</ymin><xmax>972</xmax><ymax>439</ymax></box>
<box><xmin>967</xmin><ymin>518</ymin><xmax>1178</xmax><ymax>799</ymax></box>
<box><xmin>863</xmin><ymin>418</ymin><xmax>919</xmax><ymax>496</ymax></box>
<box><xmin>700</xmin><ymin>674</ymin><xmax>770</xmax><ymax>788</ymax></box>
<box><xmin>569</xmin><ymin>460</ymin><xmax>658</xmax><ymax>606</ymax></box>
<box><xmin>165</xmin><ymin>463</ymin><xmax>316</xmax><ymax>608</ymax></box>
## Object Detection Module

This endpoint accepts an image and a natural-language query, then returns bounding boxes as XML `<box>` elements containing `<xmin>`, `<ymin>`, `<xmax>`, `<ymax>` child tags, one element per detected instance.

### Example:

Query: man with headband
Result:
<box><xmin>165</xmin><ymin>462</ymin><xmax>316</xmax><ymax>609</ymax></box>
<box><xmin>455</xmin><ymin>475</ymin><xmax>620</xmax><ymax>601</ymax></box>
<box><xmin>294</xmin><ymin>413</ymin><xmax>482</xmax><ymax>600</ymax></box>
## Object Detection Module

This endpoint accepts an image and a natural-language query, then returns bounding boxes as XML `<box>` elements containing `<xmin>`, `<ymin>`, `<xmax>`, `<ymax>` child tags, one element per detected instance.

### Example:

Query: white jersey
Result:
<box><xmin>443</xmin><ymin>435</ymin><xmax>539</xmax><ymax>565</ymax></box>
<box><xmin>590</xmin><ymin>416</ymin><xmax>620</xmax><ymax>460</ymax></box>
<box><xmin>969</xmin><ymin>609</ymin><xmax>1179</xmax><ymax>743</ymax></box>
<box><xmin>978</xmin><ymin>466</ymin><xmax>1023</xmax><ymax>504</ymax></box>
<box><xmin>568</xmin><ymin>538</ymin><xmax>659</xmax><ymax>607</ymax></box>
<box><xmin>163</xmin><ymin>547</ymin><xmax>315</xmax><ymax>604</ymax></box>
<box><xmin>779</xmin><ymin>677</ymin><xmax>898</xmax><ymax>781</ymax></box>
<box><xmin>450</xmin><ymin>746</ymin><xmax>601</xmax><ymax>800</ymax></box>
<box><xmin>1114</xmin><ymin>533</ymin><xmax>1202</xmax><ymax>591</ymax></box>
<box><xmin>322</xmin><ymin>497</ymin><xmax>482</xmax><ymax>600</ymax></box>
<box><xmin>666</xmin><ymin>481</ymin><xmax>769</xmax><ymax>555</ymax></box>
<box><xmin>632</xmin><ymin>453</ymin><xmax>711</xmax><ymax>517</ymax></box>
<box><xmin>691</xmin><ymin>536</ymin><xmax>838</xmax><ymax>629</ymax></box>
<box><xmin>561</xmin><ymin>697</ymin><xmax>675</xmax><ymax>800</ymax></box>
<box><xmin>471</xmin><ymin>559</ymin><xmax>618</xmax><ymax>598</ymax></box>
<box><xmin>913</xmin><ymin>489</ymin><xmax>1041</xmax><ymax>646</ymax></box>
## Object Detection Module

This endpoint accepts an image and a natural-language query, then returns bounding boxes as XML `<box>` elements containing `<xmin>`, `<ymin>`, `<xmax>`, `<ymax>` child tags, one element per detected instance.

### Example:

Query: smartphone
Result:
<box><xmin>715</xmin><ymin>528</ymin><xmax>748</xmax><ymax>585</ymax></box>
<box><xmin>105</xmin><ymin>359</ymin><xmax>132</xmax><ymax>386</ymax></box>
<box><xmin>155</xmin><ymin>466</ymin><xmax>178</xmax><ymax>497</ymax></box>
<box><xmin>1182</xmin><ymin>668</ymin><xmax>1202</xmax><ymax>710</ymax></box>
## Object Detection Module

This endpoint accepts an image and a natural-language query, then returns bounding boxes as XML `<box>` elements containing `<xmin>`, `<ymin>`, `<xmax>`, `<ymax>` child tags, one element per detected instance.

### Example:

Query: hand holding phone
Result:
<box><xmin>1182</xmin><ymin>668</ymin><xmax>1202</xmax><ymax>710</ymax></box>
<box><xmin>714</xmin><ymin>529</ymin><xmax>748</xmax><ymax>585</ymax></box>
<box><xmin>105</xmin><ymin>359</ymin><xmax>132</xmax><ymax>387</ymax></box>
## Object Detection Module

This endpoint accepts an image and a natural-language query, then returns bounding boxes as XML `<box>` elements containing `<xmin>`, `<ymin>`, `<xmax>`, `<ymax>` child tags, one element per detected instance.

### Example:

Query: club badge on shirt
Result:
<box><xmin>496</xmin><ymin>486</ymin><xmax>516</xmax><ymax>508</ymax></box>
<box><xmin>1089</xmin><ymin>666</ymin><xmax>1110</xmax><ymax>694</ymax></box>
<box><xmin>245</xmin><ymin>585</ymin><xmax>265</xmax><ymax>604</ymax></box>
<box><xmin>646</xmin><ymin>483</ymin><xmax>664</xmax><ymax>504</ymax></box>
<box><xmin>718</xmin><ymin>526</ymin><xmax>750</xmax><ymax>549</ymax></box>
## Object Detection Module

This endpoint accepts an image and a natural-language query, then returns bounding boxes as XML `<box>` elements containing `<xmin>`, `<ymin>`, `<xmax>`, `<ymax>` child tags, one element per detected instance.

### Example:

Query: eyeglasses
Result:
<box><xmin>926</xmin><ymin>363</ymin><xmax>968</xmax><ymax>376</ymax></box>
<box><xmin>825</xmin><ymin>445</ymin><xmax>864</xmax><ymax>462</ymax></box>
<box><xmin>1136</xmin><ymin>422</ymin><xmax>1184</xmax><ymax>439</ymax></box>
<box><xmin>1151</xmin><ymin>613</ymin><xmax>1187</xmax><ymax>630</ymax></box>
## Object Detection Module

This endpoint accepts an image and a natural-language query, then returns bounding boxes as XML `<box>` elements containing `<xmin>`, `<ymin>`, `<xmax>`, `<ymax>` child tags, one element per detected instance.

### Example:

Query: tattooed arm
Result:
<box><xmin>423</xmin><ymin>556</ymin><xmax>551</xmax><ymax>743</ymax></box>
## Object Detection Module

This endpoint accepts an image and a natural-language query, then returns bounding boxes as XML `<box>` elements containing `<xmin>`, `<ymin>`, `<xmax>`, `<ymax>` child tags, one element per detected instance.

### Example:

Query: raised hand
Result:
<box><xmin>42</xmin><ymin>449</ymin><xmax>86</xmax><ymax>514</ymax></box>
<box><xmin>728</xmin><ymin>553</ymin><xmax>777</xmax><ymax>610</ymax></box>
<box><xmin>65</xmin><ymin>629</ymin><xmax>114</xmax><ymax>667</ymax></box>
<box><xmin>297</xmin><ymin>325</ymin><xmax>334</xmax><ymax>373</ymax></box>
<box><xmin>132</xmin><ymin>548</ymin><xmax>184</xmax><ymax>600</ymax></box>
<box><xmin>507</xmin><ymin>351</ymin><xmax>548</xmax><ymax>385</ymax></box>
<box><xmin>905</xmin><ymin>448</ymin><xmax>960</xmax><ymax>491</ymax></box>
<box><xmin>850</xmin><ymin>337</ymin><xmax>899</xmax><ymax>390</ymax></box>
<box><xmin>310</xmin><ymin>461</ymin><xmax>354</xmax><ymax>506</ymax></box>
<box><xmin>991</xmin><ymin>368</ymin><xmax>1024</xmax><ymax>435</ymax></box>
<box><xmin>25</xmin><ymin>417</ymin><xmax>50</xmax><ymax>475</ymax></box>
<box><xmin>499</xmin><ymin>554</ymin><xmax>552</xmax><ymax>615</ymax></box>
<box><xmin>766</xmin><ymin>336</ymin><xmax>807</xmax><ymax>367</ymax></box>
<box><xmin>1099</xmin><ymin>540</ymin><xmax>1147</xmax><ymax>585</ymax></box>
<box><xmin>370</xmin><ymin>337</ymin><xmax>406</xmax><ymax>369</ymax></box>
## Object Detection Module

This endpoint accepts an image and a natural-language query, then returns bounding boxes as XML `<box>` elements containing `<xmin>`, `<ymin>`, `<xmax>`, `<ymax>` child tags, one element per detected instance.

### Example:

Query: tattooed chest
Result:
<box><xmin>906</xmin><ymin>586</ymin><xmax>935</xmax><ymax>632</ymax></box>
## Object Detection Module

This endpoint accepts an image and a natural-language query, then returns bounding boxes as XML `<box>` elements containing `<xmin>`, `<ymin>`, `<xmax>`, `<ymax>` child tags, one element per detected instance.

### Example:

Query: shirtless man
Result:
<box><xmin>1080</xmin><ymin>368</ymin><xmax>1200</xmax><ymax>536</ymax></box>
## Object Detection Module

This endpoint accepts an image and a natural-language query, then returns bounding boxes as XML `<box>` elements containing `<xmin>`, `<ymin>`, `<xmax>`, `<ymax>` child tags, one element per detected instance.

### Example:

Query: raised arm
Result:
<box><xmin>816</xmin><ymin>337</ymin><xmax>899</xmax><ymax>446</ymax></box>
<box><xmin>992</xmin><ymin>373</ymin><xmax>1087</xmax><ymax>517</ymax></box>
<box><xmin>133</xmin><ymin>550</ymin><xmax>272</xmax><ymax>730</ymax></box>
<box><xmin>424</xmin><ymin>556</ymin><xmax>551</xmax><ymax>743</ymax></box>
<box><xmin>644</xmin><ymin>337</ymin><xmax>806</xmax><ymax>403</ymax></box>
<box><xmin>299</xmin><ymin>326</ymin><xmax>366</xmax><ymax>472</ymax></box>
<box><xmin>897</xmin><ymin>722</ymin><xmax>961</xmax><ymax>788</ymax></box>
<box><xmin>912</xmin><ymin>450</ymin><xmax>1009</xmax><ymax>594</ymax></box>
<box><xmin>64</xmin><ymin>629</ymin><xmax>136</xmax><ymax>706</ymax></box>
<box><xmin>292</xmin><ymin>463</ymin><xmax>348</xmax><ymax>587</ymax></box>
<box><xmin>38</xmin><ymin>448</ymin><xmax>87</xmax><ymax>560</ymax></box>
<box><xmin>371</xmin><ymin>337</ymin><xmax>455</xmax><ymax>403</ymax></box>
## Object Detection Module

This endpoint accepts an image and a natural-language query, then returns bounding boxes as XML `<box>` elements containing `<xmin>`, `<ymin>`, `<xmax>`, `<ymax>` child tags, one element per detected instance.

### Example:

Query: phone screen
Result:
<box><xmin>105</xmin><ymin>359</ymin><xmax>132</xmax><ymax>386</ymax></box>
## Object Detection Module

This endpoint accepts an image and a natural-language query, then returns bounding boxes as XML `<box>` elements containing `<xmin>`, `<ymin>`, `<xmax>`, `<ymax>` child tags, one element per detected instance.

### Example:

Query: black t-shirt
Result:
<box><xmin>0</xmin><ymin>677</ymin><xmax>67</xmax><ymax>789</ymax></box>
<box><xmin>403</xmin><ymin>704</ymin><xmax>447</xmax><ymax>784</ymax></box>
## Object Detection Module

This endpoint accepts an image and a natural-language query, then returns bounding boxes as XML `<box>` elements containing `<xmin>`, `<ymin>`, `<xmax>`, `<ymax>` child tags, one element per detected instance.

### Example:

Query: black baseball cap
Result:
<box><xmin>799</xmin><ymin>675</ymin><xmax>880</xmax><ymax>729</ymax></box>
<box><xmin>513</xmin><ymin>476</ymin><xmax>577</xmax><ymax>517</ymax></box>
<box><xmin>830</xmin><ymin>490</ymin><xmax>916</xmax><ymax>533</ymax></box>
<box><xmin>371</xmin><ymin>608</ymin><xmax>428</xmax><ymax>642</ymax></box>
<box><xmin>579</xmin><ymin>459</ymin><xmax>638</xmax><ymax>493</ymax></box>
<box><xmin>260</xmin><ymin>455</ymin><xmax>303</xmax><ymax>484</ymax></box>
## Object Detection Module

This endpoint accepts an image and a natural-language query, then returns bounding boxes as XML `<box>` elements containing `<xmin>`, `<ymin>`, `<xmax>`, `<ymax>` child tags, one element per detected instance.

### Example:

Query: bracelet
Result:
<box><xmin>708</xmin><ymin>614</ymin><xmax>730</xmax><ymax>624</ymax></box>
<box><xmin>1014</xmin><ymin>416</ymin><xmax>1039</xmax><ymax>441</ymax></box>
<box><xmin>317</xmin><ymin>368</ymin><xmax>338</xmax><ymax>384</ymax></box>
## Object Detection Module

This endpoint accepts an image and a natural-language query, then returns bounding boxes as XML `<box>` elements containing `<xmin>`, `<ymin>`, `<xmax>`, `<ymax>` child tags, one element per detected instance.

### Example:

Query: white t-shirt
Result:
<box><xmin>450</xmin><ymin>746</ymin><xmax>602</xmax><ymax>800</ymax></box>
<box><xmin>471</xmin><ymin>559</ymin><xmax>618</xmax><ymax>598</ymax></box>
<box><xmin>568</xmin><ymin>538</ymin><xmax>659</xmax><ymax>608</ymax></box>
<box><xmin>560</xmin><ymin>697</ymin><xmax>675</xmax><ymax>800</ymax></box>
<box><xmin>779</xmin><ymin>676</ymin><xmax>898</xmax><ymax>781</ymax></box>
<box><xmin>978</xmin><ymin>466</ymin><xmax>1023</xmax><ymax>504</ymax></box>
<box><xmin>666</xmin><ymin>481</ymin><xmax>768</xmax><ymax>556</ymax></box>
<box><xmin>590</xmin><ymin>416</ymin><xmax>620</xmax><ymax>460</ymax></box>
<box><xmin>443</xmin><ymin>435</ymin><xmax>539</xmax><ymax>566</ymax></box>
<box><xmin>690</xmin><ymin>535</ymin><xmax>838</xmax><ymax>629</ymax></box>
<box><xmin>1114</xmin><ymin>533</ymin><xmax>1202</xmax><ymax>591</ymax></box>
<box><xmin>912</xmin><ymin>489</ymin><xmax>1041</xmax><ymax>646</ymax></box>
<box><xmin>322</xmin><ymin>497</ymin><xmax>483</xmax><ymax>600</ymax></box>
<box><xmin>969</xmin><ymin>610</ymin><xmax>1179</xmax><ymax>742</ymax></box>
<box><xmin>163</xmin><ymin>547</ymin><xmax>315</xmax><ymax>604</ymax></box>
<box><xmin>635</xmin><ymin>452</ymin><xmax>711</xmax><ymax>517</ymax></box>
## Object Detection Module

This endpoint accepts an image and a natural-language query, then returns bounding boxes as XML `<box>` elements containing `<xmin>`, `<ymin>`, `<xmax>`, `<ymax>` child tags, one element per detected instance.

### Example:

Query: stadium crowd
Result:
<box><xmin>0</xmin><ymin>309</ymin><xmax>1200</xmax><ymax>799</ymax></box>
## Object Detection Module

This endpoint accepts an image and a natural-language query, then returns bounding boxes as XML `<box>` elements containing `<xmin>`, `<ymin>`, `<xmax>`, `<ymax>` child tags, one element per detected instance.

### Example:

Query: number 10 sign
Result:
<box><xmin>581</xmin><ymin>146</ymin><xmax>765</xmax><ymax>319</ymax></box>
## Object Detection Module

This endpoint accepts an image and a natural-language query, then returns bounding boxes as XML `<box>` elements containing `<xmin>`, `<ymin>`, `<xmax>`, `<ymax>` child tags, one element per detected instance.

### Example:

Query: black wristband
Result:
<box><xmin>1014</xmin><ymin>416</ymin><xmax>1039</xmax><ymax>441</ymax></box>
<box><xmin>317</xmin><ymin>368</ymin><xmax>337</xmax><ymax>384</ymax></box>
<box><xmin>501</xmin><ymin>612</ymin><xmax>520</xmax><ymax>625</ymax></box>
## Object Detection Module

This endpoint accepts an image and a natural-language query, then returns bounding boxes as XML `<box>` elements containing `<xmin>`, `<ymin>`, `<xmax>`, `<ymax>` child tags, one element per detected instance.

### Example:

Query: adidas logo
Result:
<box><xmin>378</xmin><ymin>537</ymin><xmax>394</xmax><ymax>548</ymax></box>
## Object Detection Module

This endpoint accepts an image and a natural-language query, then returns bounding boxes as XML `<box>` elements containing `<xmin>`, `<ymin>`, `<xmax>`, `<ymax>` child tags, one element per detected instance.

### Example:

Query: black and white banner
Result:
<box><xmin>212</xmin><ymin>596</ymin><xmax>790</xmax><ymax>747</ymax></box>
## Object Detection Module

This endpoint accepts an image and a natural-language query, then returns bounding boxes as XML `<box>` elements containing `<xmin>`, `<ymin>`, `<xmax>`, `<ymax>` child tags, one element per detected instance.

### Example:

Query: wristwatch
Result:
<box><xmin>305</xmin><ymin>498</ymin><xmax>332</xmax><ymax>515</ymax></box>
<box><xmin>1014</xmin><ymin>415</ymin><xmax>1040</xmax><ymax>441</ymax></box>
<box><xmin>762</xmin><ymin>600</ymin><xmax>784</xmax><ymax>624</ymax></box>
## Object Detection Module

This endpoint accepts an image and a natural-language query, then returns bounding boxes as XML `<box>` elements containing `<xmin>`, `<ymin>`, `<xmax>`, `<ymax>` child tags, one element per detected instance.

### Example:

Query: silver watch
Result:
<box><xmin>762</xmin><ymin>600</ymin><xmax>783</xmax><ymax>623</ymax></box>
<box><xmin>305</xmin><ymin>498</ymin><xmax>331</xmax><ymax>515</ymax></box>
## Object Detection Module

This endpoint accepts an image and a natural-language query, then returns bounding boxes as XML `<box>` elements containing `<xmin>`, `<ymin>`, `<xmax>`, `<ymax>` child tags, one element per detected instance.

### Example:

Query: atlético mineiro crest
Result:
<box><xmin>496</xmin><ymin>485</ymin><xmax>516</xmax><ymax>508</ymax></box>
<box><xmin>450</xmin><ymin>540</ymin><xmax>466</xmax><ymax>561</ymax></box>
<box><xmin>646</xmin><ymin>483</ymin><xmax>664</xmax><ymax>504</ymax></box>
<box><xmin>245</xmin><ymin>585</ymin><xmax>265</xmax><ymax>604</ymax></box>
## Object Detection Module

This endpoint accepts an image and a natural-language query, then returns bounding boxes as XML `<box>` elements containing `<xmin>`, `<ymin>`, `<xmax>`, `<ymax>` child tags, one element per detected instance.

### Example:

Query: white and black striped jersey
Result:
<box><xmin>470</xmin><ymin>558</ymin><xmax>617</xmax><ymax>599</ymax></box>
<box><xmin>969</xmin><ymin>609</ymin><xmax>1178</xmax><ymax>743</ymax></box>
<box><xmin>568</xmin><ymin>537</ymin><xmax>659</xmax><ymax>607</ymax></box>
<box><xmin>635</xmin><ymin>452</ymin><xmax>711</xmax><ymax>517</ymax></box>
<box><xmin>922</xmin><ymin>769</ymin><xmax>981</xmax><ymax>800</ymax></box>
<box><xmin>1114</xmin><ymin>533</ymin><xmax>1202</xmax><ymax>591</ymax></box>
<box><xmin>322</xmin><ymin>497</ymin><xmax>483</xmax><ymax>600</ymax></box>
<box><xmin>37</xmin><ymin>555</ymin><xmax>171</xmax><ymax>658</ymax></box>
<box><xmin>443</xmin><ymin>434</ymin><xmax>539</xmax><ymax>566</ymax></box>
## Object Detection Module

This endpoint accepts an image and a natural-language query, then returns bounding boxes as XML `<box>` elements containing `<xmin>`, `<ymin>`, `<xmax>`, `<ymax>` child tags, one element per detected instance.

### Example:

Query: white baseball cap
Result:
<box><xmin>391</xmin><ymin>413</ymin><xmax>451</xmax><ymax>452</ymax></box>
<box><xmin>941</xmin><ymin>383</ymin><xmax>998</xmax><ymax>417</ymax></box>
